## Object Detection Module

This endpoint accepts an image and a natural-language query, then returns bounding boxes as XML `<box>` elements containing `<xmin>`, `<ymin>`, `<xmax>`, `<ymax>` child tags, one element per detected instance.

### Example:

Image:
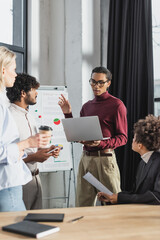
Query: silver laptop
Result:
<box><xmin>61</xmin><ymin>116</ymin><xmax>109</xmax><ymax>142</ymax></box>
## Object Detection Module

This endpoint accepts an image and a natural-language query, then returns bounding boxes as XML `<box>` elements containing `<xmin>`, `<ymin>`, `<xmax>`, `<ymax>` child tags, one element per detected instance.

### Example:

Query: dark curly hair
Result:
<box><xmin>91</xmin><ymin>66</ymin><xmax>112</xmax><ymax>81</ymax></box>
<box><xmin>134</xmin><ymin>114</ymin><xmax>160</xmax><ymax>151</ymax></box>
<box><xmin>6</xmin><ymin>73</ymin><xmax>40</xmax><ymax>103</ymax></box>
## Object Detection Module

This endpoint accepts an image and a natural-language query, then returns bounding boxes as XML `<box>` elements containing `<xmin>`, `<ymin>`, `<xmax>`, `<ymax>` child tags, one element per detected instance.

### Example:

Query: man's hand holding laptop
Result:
<box><xmin>79</xmin><ymin>140</ymin><xmax>101</xmax><ymax>147</ymax></box>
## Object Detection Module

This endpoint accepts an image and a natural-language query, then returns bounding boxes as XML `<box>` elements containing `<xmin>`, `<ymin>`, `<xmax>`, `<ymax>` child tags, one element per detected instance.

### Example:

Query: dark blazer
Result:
<box><xmin>118</xmin><ymin>152</ymin><xmax>160</xmax><ymax>205</ymax></box>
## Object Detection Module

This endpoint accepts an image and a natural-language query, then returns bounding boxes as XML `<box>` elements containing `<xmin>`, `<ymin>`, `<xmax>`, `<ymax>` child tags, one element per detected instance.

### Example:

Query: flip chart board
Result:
<box><xmin>29</xmin><ymin>86</ymin><xmax>72</xmax><ymax>172</ymax></box>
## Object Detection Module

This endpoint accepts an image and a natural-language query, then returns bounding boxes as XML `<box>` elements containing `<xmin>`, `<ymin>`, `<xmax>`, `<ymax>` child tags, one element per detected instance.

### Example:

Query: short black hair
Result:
<box><xmin>134</xmin><ymin>114</ymin><xmax>160</xmax><ymax>151</ymax></box>
<box><xmin>91</xmin><ymin>66</ymin><xmax>112</xmax><ymax>81</ymax></box>
<box><xmin>6</xmin><ymin>73</ymin><xmax>40</xmax><ymax>103</ymax></box>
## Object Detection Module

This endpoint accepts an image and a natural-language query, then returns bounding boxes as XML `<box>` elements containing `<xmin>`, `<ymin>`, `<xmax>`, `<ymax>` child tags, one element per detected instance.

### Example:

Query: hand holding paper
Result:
<box><xmin>83</xmin><ymin>172</ymin><xmax>118</xmax><ymax>204</ymax></box>
<box><xmin>83</xmin><ymin>172</ymin><xmax>113</xmax><ymax>195</ymax></box>
<box><xmin>97</xmin><ymin>192</ymin><xmax>118</xmax><ymax>204</ymax></box>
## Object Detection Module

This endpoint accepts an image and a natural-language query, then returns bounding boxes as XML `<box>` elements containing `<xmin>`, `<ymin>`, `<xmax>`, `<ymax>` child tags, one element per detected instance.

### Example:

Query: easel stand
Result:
<box><xmin>42</xmin><ymin>143</ymin><xmax>76</xmax><ymax>208</ymax></box>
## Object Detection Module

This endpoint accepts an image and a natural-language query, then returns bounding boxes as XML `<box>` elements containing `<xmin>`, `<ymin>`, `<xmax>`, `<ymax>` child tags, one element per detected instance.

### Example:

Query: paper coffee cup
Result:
<box><xmin>39</xmin><ymin>125</ymin><xmax>53</xmax><ymax>147</ymax></box>
<box><xmin>39</xmin><ymin>125</ymin><xmax>52</xmax><ymax>135</ymax></box>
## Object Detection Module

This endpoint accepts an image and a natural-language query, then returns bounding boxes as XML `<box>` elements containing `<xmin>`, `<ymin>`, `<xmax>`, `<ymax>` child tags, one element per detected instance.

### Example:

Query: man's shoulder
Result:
<box><xmin>9</xmin><ymin>103</ymin><xmax>18</xmax><ymax>110</ymax></box>
<box><xmin>148</xmin><ymin>152</ymin><xmax>160</xmax><ymax>175</ymax></box>
<box><xmin>152</xmin><ymin>151</ymin><xmax>160</xmax><ymax>161</ymax></box>
<box><xmin>148</xmin><ymin>152</ymin><xmax>160</xmax><ymax>170</ymax></box>
<box><xmin>9</xmin><ymin>103</ymin><xmax>14</xmax><ymax>111</ymax></box>
<box><xmin>108</xmin><ymin>94</ymin><xmax>126</xmax><ymax>110</ymax></box>
<box><xmin>108</xmin><ymin>93</ymin><xmax>123</xmax><ymax>103</ymax></box>
<box><xmin>82</xmin><ymin>100</ymin><xmax>93</xmax><ymax>107</ymax></box>
<box><xmin>9</xmin><ymin>104</ymin><xmax>21</xmax><ymax>116</ymax></box>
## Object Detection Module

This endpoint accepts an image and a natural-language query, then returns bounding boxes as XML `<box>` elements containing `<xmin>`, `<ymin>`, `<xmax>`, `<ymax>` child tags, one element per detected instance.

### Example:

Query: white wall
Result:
<box><xmin>28</xmin><ymin>0</ymin><xmax>40</xmax><ymax>80</ymax></box>
<box><xmin>27</xmin><ymin>0</ymin><xmax>101</xmax><ymax>208</ymax></box>
<box><xmin>82</xmin><ymin>0</ymin><xmax>101</xmax><ymax>104</ymax></box>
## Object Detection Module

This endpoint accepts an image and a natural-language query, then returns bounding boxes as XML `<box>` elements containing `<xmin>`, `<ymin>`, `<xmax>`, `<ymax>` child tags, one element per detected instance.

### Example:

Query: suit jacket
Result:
<box><xmin>118</xmin><ymin>152</ymin><xmax>160</xmax><ymax>205</ymax></box>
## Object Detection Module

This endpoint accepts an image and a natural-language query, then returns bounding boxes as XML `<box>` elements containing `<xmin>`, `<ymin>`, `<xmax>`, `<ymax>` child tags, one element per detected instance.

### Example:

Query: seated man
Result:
<box><xmin>98</xmin><ymin>114</ymin><xmax>160</xmax><ymax>205</ymax></box>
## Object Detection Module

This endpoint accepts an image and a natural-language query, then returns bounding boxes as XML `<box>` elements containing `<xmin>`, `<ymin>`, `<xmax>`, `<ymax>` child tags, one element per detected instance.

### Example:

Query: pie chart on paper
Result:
<box><xmin>54</xmin><ymin>118</ymin><xmax>61</xmax><ymax>125</ymax></box>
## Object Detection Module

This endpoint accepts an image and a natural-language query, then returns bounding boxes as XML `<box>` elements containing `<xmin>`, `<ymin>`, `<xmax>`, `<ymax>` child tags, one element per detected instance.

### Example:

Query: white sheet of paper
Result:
<box><xmin>83</xmin><ymin>172</ymin><xmax>113</xmax><ymax>195</ymax></box>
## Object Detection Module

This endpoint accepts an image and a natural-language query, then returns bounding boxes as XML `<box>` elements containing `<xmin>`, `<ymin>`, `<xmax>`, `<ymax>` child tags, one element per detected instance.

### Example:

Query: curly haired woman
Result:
<box><xmin>98</xmin><ymin>114</ymin><xmax>160</xmax><ymax>205</ymax></box>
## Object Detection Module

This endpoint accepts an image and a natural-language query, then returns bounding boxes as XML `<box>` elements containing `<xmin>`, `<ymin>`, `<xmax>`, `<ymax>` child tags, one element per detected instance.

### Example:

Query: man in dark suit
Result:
<box><xmin>97</xmin><ymin>115</ymin><xmax>160</xmax><ymax>205</ymax></box>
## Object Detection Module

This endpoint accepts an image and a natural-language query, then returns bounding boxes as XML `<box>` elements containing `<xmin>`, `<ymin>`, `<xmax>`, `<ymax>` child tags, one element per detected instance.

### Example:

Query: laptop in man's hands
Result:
<box><xmin>61</xmin><ymin>116</ymin><xmax>110</xmax><ymax>142</ymax></box>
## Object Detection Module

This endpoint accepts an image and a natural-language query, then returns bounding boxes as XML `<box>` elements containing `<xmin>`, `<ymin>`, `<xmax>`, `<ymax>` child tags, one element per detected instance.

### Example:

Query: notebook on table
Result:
<box><xmin>62</xmin><ymin>116</ymin><xmax>110</xmax><ymax>142</ymax></box>
<box><xmin>24</xmin><ymin>213</ymin><xmax>64</xmax><ymax>222</ymax></box>
<box><xmin>2</xmin><ymin>220</ymin><xmax>60</xmax><ymax>238</ymax></box>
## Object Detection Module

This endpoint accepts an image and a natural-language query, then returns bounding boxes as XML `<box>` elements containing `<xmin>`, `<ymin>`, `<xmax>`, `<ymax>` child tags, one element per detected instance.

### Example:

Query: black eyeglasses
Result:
<box><xmin>89</xmin><ymin>78</ymin><xmax>108</xmax><ymax>88</ymax></box>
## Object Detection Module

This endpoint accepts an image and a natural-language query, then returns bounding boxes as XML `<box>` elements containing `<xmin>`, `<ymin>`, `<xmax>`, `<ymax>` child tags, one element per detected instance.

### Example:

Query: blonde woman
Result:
<box><xmin>0</xmin><ymin>46</ymin><xmax>50</xmax><ymax>211</ymax></box>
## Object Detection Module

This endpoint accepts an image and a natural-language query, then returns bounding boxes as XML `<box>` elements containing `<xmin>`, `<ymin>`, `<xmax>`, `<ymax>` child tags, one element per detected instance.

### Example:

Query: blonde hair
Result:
<box><xmin>0</xmin><ymin>46</ymin><xmax>16</xmax><ymax>89</ymax></box>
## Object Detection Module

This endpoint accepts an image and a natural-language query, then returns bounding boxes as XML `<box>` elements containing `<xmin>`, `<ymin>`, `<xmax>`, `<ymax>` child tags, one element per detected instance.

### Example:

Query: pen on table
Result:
<box><xmin>67</xmin><ymin>216</ymin><xmax>84</xmax><ymax>223</ymax></box>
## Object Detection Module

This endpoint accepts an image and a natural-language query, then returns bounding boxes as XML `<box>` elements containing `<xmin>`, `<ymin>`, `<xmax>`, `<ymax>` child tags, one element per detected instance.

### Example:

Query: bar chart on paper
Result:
<box><xmin>29</xmin><ymin>86</ymin><xmax>72</xmax><ymax>172</ymax></box>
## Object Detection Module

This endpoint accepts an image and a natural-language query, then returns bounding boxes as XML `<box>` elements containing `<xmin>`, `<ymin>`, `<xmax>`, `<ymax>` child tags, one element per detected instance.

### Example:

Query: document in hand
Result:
<box><xmin>83</xmin><ymin>172</ymin><xmax>113</xmax><ymax>195</ymax></box>
<box><xmin>24</xmin><ymin>213</ymin><xmax>64</xmax><ymax>222</ymax></box>
<box><xmin>2</xmin><ymin>221</ymin><xmax>60</xmax><ymax>238</ymax></box>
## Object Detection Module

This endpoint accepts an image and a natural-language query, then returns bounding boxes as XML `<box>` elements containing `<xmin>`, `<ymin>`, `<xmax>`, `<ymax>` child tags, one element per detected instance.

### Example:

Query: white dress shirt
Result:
<box><xmin>0</xmin><ymin>93</ymin><xmax>32</xmax><ymax>190</ymax></box>
<box><xmin>141</xmin><ymin>151</ymin><xmax>154</xmax><ymax>164</ymax></box>
<box><xmin>9</xmin><ymin>103</ymin><xmax>38</xmax><ymax>172</ymax></box>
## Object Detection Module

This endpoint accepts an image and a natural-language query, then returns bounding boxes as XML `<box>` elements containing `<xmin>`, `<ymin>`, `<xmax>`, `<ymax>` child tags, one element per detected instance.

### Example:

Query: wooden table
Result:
<box><xmin>0</xmin><ymin>204</ymin><xmax>160</xmax><ymax>239</ymax></box>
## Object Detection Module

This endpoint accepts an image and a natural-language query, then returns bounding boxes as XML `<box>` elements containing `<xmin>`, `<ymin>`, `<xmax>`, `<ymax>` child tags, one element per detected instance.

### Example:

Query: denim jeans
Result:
<box><xmin>0</xmin><ymin>186</ymin><xmax>26</xmax><ymax>212</ymax></box>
